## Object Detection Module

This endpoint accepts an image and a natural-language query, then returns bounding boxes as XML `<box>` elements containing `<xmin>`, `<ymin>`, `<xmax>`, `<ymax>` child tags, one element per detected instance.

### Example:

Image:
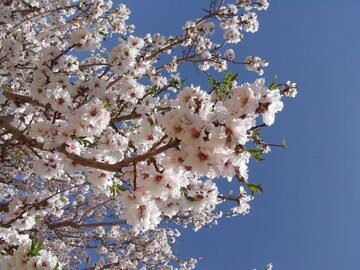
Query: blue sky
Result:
<box><xmin>123</xmin><ymin>1</ymin><xmax>360</xmax><ymax>269</ymax></box>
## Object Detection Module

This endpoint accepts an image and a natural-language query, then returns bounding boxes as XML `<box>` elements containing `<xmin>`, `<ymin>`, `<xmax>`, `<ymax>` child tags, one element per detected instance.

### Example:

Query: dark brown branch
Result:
<box><xmin>133</xmin><ymin>163</ymin><xmax>137</xmax><ymax>191</ymax></box>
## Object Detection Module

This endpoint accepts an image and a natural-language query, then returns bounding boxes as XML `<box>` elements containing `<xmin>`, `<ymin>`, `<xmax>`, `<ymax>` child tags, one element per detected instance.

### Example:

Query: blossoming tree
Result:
<box><xmin>0</xmin><ymin>0</ymin><xmax>297</xmax><ymax>269</ymax></box>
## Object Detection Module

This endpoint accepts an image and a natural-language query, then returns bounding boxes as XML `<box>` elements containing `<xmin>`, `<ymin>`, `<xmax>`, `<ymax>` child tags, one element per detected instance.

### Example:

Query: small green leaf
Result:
<box><xmin>109</xmin><ymin>180</ymin><xmax>127</xmax><ymax>197</ymax></box>
<box><xmin>128</xmin><ymin>123</ymin><xmax>137</xmax><ymax>132</ymax></box>
<box><xmin>14</xmin><ymin>152</ymin><xmax>22</xmax><ymax>164</ymax></box>
<box><xmin>180</xmin><ymin>187</ymin><xmax>188</xmax><ymax>196</ymax></box>
<box><xmin>188</xmin><ymin>27</ymin><xmax>195</xmax><ymax>33</ymax></box>
<box><xmin>215</xmin><ymin>84</ymin><xmax>230</xmax><ymax>97</ymax></box>
<box><xmin>169</xmin><ymin>78</ymin><xmax>186</xmax><ymax>92</ymax></box>
<box><xmin>211</xmin><ymin>71</ymin><xmax>238</xmax><ymax>98</ymax></box>
<box><xmin>270</xmin><ymin>83</ymin><xmax>282</xmax><ymax>90</ymax></box>
<box><xmin>1</xmin><ymin>83</ymin><xmax>11</xmax><ymax>90</ymax></box>
<box><xmin>180</xmin><ymin>187</ymin><xmax>198</xmax><ymax>201</ymax></box>
<box><xmin>149</xmin><ymin>86</ymin><xmax>158</xmax><ymax>94</ymax></box>
<box><xmin>269</xmin><ymin>75</ymin><xmax>283</xmax><ymax>90</ymax></box>
<box><xmin>30</xmin><ymin>241</ymin><xmax>43</xmax><ymax>257</ymax></box>
<box><xmin>35</xmin><ymin>215</ymin><xmax>41</xmax><ymax>224</ymax></box>
<box><xmin>231</xmin><ymin>72</ymin><xmax>239</xmax><ymax>81</ymax></box>
<box><xmin>246</xmin><ymin>148</ymin><xmax>265</xmax><ymax>161</ymax></box>
<box><xmin>116</xmin><ymin>183</ymin><xmax>126</xmax><ymax>191</ymax></box>
<box><xmin>252</xmin><ymin>129</ymin><xmax>261</xmax><ymax>137</ymax></box>
<box><xmin>60</xmin><ymin>197</ymin><xmax>68</xmax><ymax>204</ymax></box>
<box><xmin>246</xmin><ymin>183</ymin><xmax>264</xmax><ymax>195</ymax></box>
<box><xmin>208</xmin><ymin>78</ymin><xmax>217</xmax><ymax>85</ymax></box>
<box><xmin>110</xmin><ymin>186</ymin><xmax>116</xmax><ymax>197</ymax></box>
<box><xmin>269</xmin><ymin>75</ymin><xmax>277</xmax><ymax>88</ymax></box>
<box><xmin>103</xmin><ymin>100</ymin><xmax>111</xmax><ymax>109</ymax></box>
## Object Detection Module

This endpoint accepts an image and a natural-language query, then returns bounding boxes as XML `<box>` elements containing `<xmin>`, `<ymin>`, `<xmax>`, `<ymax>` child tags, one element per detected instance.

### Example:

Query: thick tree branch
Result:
<box><xmin>0</xmin><ymin>116</ymin><xmax>180</xmax><ymax>172</ymax></box>
<box><xmin>3</xmin><ymin>91</ymin><xmax>47</xmax><ymax>109</ymax></box>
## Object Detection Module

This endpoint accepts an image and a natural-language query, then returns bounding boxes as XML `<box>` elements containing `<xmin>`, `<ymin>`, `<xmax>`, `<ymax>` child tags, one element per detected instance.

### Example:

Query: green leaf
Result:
<box><xmin>215</xmin><ymin>84</ymin><xmax>230</xmax><ymax>97</ymax></box>
<box><xmin>252</xmin><ymin>129</ymin><xmax>261</xmax><ymax>137</ymax></box>
<box><xmin>172</xmin><ymin>78</ymin><xmax>186</xmax><ymax>92</ymax></box>
<box><xmin>180</xmin><ymin>187</ymin><xmax>195</xmax><ymax>201</ymax></box>
<box><xmin>30</xmin><ymin>241</ymin><xmax>43</xmax><ymax>257</ymax></box>
<box><xmin>269</xmin><ymin>75</ymin><xmax>277</xmax><ymax>88</ymax></box>
<box><xmin>116</xmin><ymin>183</ymin><xmax>126</xmax><ymax>191</ymax></box>
<box><xmin>246</xmin><ymin>183</ymin><xmax>264</xmax><ymax>195</ymax></box>
<box><xmin>246</xmin><ymin>148</ymin><xmax>265</xmax><ymax>161</ymax></box>
<box><xmin>14</xmin><ymin>152</ymin><xmax>22</xmax><ymax>164</ymax></box>
<box><xmin>180</xmin><ymin>187</ymin><xmax>199</xmax><ymax>202</ymax></box>
<box><xmin>180</xmin><ymin>187</ymin><xmax>188</xmax><ymax>196</ymax></box>
<box><xmin>269</xmin><ymin>83</ymin><xmax>282</xmax><ymax>90</ymax></box>
<box><xmin>35</xmin><ymin>215</ymin><xmax>41</xmax><ymax>224</ymax></box>
<box><xmin>188</xmin><ymin>27</ymin><xmax>195</xmax><ymax>33</ymax></box>
<box><xmin>211</xmin><ymin>71</ymin><xmax>238</xmax><ymax>98</ymax></box>
<box><xmin>109</xmin><ymin>180</ymin><xmax>127</xmax><ymax>197</ymax></box>
<box><xmin>128</xmin><ymin>124</ymin><xmax>137</xmax><ymax>132</ymax></box>
<box><xmin>1</xmin><ymin>83</ymin><xmax>11</xmax><ymax>90</ymax></box>
<box><xmin>103</xmin><ymin>100</ymin><xmax>111</xmax><ymax>109</ymax></box>
<box><xmin>268</xmin><ymin>75</ymin><xmax>283</xmax><ymax>90</ymax></box>
<box><xmin>207</xmin><ymin>78</ymin><xmax>217</xmax><ymax>85</ymax></box>
<box><xmin>110</xmin><ymin>186</ymin><xmax>116</xmax><ymax>197</ymax></box>
<box><xmin>231</xmin><ymin>72</ymin><xmax>239</xmax><ymax>81</ymax></box>
<box><xmin>149</xmin><ymin>86</ymin><xmax>158</xmax><ymax>94</ymax></box>
<box><xmin>223</xmin><ymin>71</ymin><xmax>234</xmax><ymax>84</ymax></box>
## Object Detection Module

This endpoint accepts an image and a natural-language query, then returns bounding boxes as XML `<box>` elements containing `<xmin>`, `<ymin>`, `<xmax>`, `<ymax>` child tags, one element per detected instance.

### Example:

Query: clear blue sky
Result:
<box><xmin>123</xmin><ymin>1</ymin><xmax>360</xmax><ymax>269</ymax></box>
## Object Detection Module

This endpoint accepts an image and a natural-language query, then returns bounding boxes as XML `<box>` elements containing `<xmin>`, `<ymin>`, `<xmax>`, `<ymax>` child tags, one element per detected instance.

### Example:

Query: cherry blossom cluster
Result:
<box><xmin>0</xmin><ymin>228</ymin><xmax>61</xmax><ymax>270</ymax></box>
<box><xmin>0</xmin><ymin>0</ymin><xmax>295</xmax><ymax>268</ymax></box>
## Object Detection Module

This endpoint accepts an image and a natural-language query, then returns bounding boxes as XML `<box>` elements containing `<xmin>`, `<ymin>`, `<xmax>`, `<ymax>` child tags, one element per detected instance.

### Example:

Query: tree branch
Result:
<box><xmin>48</xmin><ymin>220</ymin><xmax>126</xmax><ymax>229</ymax></box>
<box><xmin>3</xmin><ymin>91</ymin><xmax>47</xmax><ymax>109</ymax></box>
<box><xmin>0</xmin><ymin>116</ymin><xmax>180</xmax><ymax>172</ymax></box>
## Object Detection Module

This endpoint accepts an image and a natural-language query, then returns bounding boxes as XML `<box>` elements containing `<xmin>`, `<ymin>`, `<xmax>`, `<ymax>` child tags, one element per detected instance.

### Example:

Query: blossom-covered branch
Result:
<box><xmin>0</xmin><ymin>0</ymin><xmax>296</xmax><ymax>269</ymax></box>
